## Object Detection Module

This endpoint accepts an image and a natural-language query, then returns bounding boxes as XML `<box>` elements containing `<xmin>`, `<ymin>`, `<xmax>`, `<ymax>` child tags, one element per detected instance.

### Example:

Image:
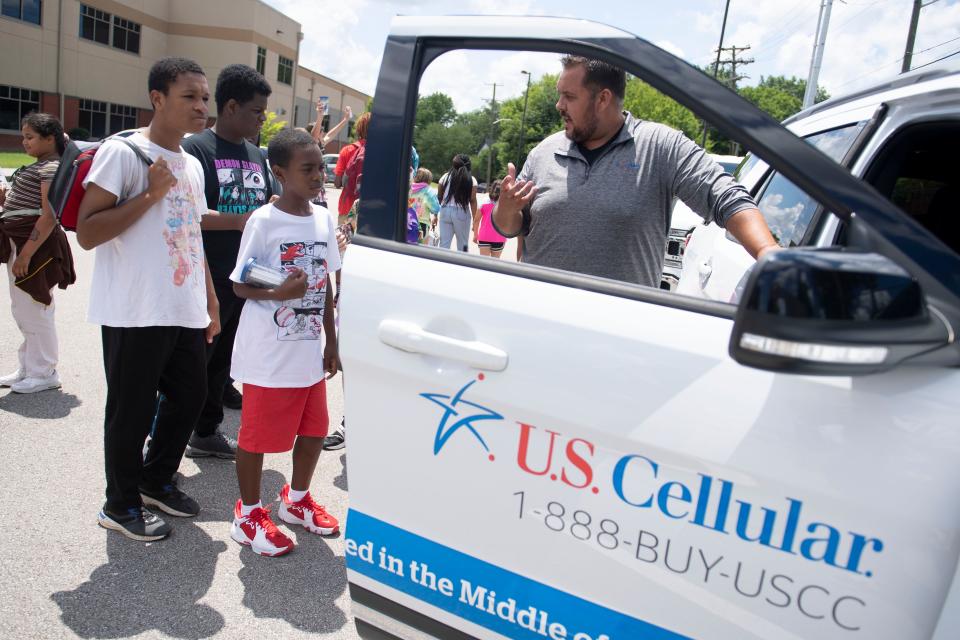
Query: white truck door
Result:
<box><xmin>341</xmin><ymin>15</ymin><xmax>960</xmax><ymax>640</ymax></box>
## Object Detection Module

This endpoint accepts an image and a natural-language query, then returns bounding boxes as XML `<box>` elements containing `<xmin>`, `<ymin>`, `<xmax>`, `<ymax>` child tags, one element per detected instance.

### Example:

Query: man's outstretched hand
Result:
<box><xmin>492</xmin><ymin>163</ymin><xmax>537</xmax><ymax>236</ymax></box>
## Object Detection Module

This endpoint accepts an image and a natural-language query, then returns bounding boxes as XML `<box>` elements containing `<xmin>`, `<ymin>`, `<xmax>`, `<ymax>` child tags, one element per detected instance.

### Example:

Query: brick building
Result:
<box><xmin>0</xmin><ymin>0</ymin><xmax>370</xmax><ymax>150</ymax></box>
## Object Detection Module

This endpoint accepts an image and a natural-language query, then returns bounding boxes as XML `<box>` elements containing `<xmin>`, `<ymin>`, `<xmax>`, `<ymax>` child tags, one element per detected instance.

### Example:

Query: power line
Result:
<box><xmin>832</xmin><ymin>35</ymin><xmax>960</xmax><ymax>90</ymax></box>
<box><xmin>910</xmin><ymin>48</ymin><xmax>960</xmax><ymax>70</ymax></box>
<box><xmin>743</xmin><ymin>1</ymin><xmax>817</xmax><ymax>59</ymax></box>
<box><xmin>700</xmin><ymin>0</ymin><xmax>810</xmax><ymax>65</ymax></box>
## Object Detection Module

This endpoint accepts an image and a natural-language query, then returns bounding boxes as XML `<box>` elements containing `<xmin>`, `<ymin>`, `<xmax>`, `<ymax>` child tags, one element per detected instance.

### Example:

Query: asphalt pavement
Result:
<box><xmin>0</xmin><ymin>191</ymin><xmax>358</xmax><ymax>640</ymax></box>
<box><xmin>0</xmin><ymin>183</ymin><xmax>510</xmax><ymax>639</ymax></box>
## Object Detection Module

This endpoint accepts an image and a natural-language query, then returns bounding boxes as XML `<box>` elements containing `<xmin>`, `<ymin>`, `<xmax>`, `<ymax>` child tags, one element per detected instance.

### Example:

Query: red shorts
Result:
<box><xmin>239</xmin><ymin>381</ymin><xmax>329</xmax><ymax>453</ymax></box>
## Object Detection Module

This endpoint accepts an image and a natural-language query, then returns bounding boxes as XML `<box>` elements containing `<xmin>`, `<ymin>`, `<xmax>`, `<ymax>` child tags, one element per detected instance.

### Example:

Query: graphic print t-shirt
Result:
<box><xmin>181</xmin><ymin>128</ymin><xmax>273</xmax><ymax>283</ymax></box>
<box><xmin>229</xmin><ymin>203</ymin><xmax>341</xmax><ymax>387</ymax></box>
<box><xmin>83</xmin><ymin>132</ymin><xmax>208</xmax><ymax>328</ymax></box>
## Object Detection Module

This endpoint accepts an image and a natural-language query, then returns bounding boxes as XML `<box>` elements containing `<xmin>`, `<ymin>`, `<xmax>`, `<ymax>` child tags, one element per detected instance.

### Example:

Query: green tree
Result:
<box><xmin>415</xmin><ymin>121</ymin><xmax>476</xmax><ymax>180</ymax></box>
<box><xmin>756</xmin><ymin>75</ymin><xmax>829</xmax><ymax>105</ymax></box>
<box><xmin>737</xmin><ymin>85</ymin><xmax>802</xmax><ymax>123</ymax></box>
<box><xmin>492</xmin><ymin>73</ymin><xmax>562</xmax><ymax>175</ymax></box>
<box><xmin>623</xmin><ymin>77</ymin><xmax>701</xmax><ymax>141</ymax></box>
<box><xmin>259</xmin><ymin>111</ymin><xmax>287</xmax><ymax>146</ymax></box>
<box><xmin>415</xmin><ymin>92</ymin><xmax>457</xmax><ymax>130</ymax></box>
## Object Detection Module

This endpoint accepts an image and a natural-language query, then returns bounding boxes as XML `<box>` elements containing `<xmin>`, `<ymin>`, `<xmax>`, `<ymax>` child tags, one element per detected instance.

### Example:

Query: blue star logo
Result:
<box><xmin>421</xmin><ymin>378</ymin><xmax>504</xmax><ymax>455</ymax></box>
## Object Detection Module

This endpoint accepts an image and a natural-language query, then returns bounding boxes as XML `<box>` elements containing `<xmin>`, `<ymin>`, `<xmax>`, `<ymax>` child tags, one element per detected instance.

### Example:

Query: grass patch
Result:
<box><xmin>0</xmin><ymin>152</ymin><xmax>33</xmax><ymax>170</ymax></box>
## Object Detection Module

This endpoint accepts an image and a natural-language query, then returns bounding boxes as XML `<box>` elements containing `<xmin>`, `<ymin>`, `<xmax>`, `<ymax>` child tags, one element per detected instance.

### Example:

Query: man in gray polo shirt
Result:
<box><xmin>493</xmin><ymin>55</ymin><xmax>778</xmax><ymax>287</ymax></box>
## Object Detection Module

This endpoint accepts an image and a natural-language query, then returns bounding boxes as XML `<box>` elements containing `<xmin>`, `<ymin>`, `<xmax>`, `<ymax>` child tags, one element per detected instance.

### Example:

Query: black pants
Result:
<box><xmin>194</xmin><ymin>280</ymin><xmax>245</xmax><ymax>436</ymax></box>
<box><xmin>102</xmin><ymin>325</ymin><xmax>207</xmax><ymax>513</ymax></box>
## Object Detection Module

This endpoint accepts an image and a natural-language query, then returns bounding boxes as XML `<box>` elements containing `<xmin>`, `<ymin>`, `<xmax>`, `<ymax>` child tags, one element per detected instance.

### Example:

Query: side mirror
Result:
<box><xmin>730</xmin><ymin>249</ymin><xmax>951</xmax><ymax>376</ymax></box>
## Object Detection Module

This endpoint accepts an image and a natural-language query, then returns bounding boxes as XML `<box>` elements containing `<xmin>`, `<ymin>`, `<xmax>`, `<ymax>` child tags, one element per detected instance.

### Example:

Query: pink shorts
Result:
<box><xmin>239</xmin><ymin>381</ymin><xmax>329</xmax><ymax>453</ymax></box>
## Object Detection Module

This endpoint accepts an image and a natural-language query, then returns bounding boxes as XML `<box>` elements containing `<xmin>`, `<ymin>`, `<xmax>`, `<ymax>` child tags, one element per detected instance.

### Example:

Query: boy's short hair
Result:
<box><xmin>268</xmin><ymin>128</ymin><xmax>316</xmax><ymax>168</ymax></box>
<box><xmin>414</xmin><ymin>167</ymin><xmax>432</xmax><ymax>184</ymax></box>
<box><xmin>148</xmin><ymin>57</ymin><xmax>205</xmax><ymax>95</ymax></box>
<box><xmin>215</xmin><ymin>64</ymin><xmax>272</xmax><ymax>115</ymax></box>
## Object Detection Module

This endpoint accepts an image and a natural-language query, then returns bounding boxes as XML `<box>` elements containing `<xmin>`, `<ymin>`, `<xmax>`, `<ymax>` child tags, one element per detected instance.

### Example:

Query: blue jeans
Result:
<box><xmin>438</xmin><ymin>205</ymin><xmax>471</xmax><ymax>252</ymax></box>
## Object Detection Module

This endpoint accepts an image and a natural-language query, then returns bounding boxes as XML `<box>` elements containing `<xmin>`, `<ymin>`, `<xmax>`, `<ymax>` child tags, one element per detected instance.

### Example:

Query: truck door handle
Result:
<box><xmin>378</xmin><ymin>320</ymin><xmax>508</xmax><ymax>371</ymax></box>
<box><xmin>698</xmin><ymin>259</ymin><xmax>713</xmax><ymax>288</ymax></box>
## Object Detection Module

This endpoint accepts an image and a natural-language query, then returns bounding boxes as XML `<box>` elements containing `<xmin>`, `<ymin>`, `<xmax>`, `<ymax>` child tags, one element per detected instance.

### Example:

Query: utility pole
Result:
<box><xmin>804</xmin><ymin>0</ymin><xmax>834</xmax><ymax>108</ymax></box>
<box><xmin>716</xmin><ymin>45</ymin><xmax>754</xmax><ymax>89</ymax></box>
<box><xmin>903</xmin><ymin>0</ymin><xmax>940</xmax><ymax>73</ymax></box>
<box><xmin>517</xmin><ymin>70</ymin><xmax>532</xmax><ymax>167</ymax></box>
<box><xmin>484</xmin><ymin>82</ymin><xmax>502</xmax><ymax>186</ymax></box>
<box><xmin>701</xmin><ymin>0</ymin><xmax>732</xmax><ymax>147</ymax></box>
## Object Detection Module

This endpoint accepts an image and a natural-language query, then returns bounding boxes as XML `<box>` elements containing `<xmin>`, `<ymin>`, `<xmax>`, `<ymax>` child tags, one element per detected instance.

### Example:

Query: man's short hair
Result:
<box><xmin>148</xmin><ymin>57</ymin><xmax>205</xmax><ymax>95</ymax></box>
<box><xmin>215</xmin><ymin>64</ymin><xmax>272</xmax><ymax>114</ymax></box>
<box><xmin>268</xmin><ymin>128</ymin><xmax>316</xmax><ymax>168</ymax></box>
<box><xmin>560</xmin><ymin>55</ymin><xmax>626</xmax><ymax>102</ymax></box>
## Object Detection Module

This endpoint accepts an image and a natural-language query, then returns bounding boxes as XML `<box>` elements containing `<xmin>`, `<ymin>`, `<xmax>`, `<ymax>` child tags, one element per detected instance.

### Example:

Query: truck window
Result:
<box><xmin>865</xmin><ymin>122</ymin><xmax>960</xmax><ymax>256</ymax></box>
<box><xmin>749</xmin><ymin>122</ymin><xmax>868</xmax><ymax>248</ymax></box>
<box><xmin>412</xmin><ymin>48</ymin><xmax>764</xmax><ymax>298</ymax></box>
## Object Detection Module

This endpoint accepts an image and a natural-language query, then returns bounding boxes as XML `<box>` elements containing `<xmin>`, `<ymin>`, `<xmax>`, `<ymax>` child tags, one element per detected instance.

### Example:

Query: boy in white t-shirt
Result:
<box><xmin>228</xmin><ymin>129</ymin><xmax>341</xmax><ymax>557</ymax></box>
<box><xmin>77</xmin><ymin>58</ymin><xmax>221</xmax><ymax>542</ymax></box>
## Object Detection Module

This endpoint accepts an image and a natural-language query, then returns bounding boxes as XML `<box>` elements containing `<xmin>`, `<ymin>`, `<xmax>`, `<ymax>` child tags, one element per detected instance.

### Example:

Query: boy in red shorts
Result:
<box><xmin>228</xmin><ymin>129</ymin><xmax>341</xmax><ymax>556</ymax></box>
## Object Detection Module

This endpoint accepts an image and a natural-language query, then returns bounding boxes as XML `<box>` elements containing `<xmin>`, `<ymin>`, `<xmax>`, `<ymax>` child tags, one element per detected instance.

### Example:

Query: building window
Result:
<box><xmin>256</xmin><ymin>46</ymin><xmax>266</xmax><ymax>75</ymax></box>
<box><xmin>79</xmin><ymin>4</ymin><xmax>109</xmax><ymax>45</ymax></box>
<box><xmin>112</xmin><ymin>16</ymin><xmax>140</xmax><ymax>54</ymax></box>
<box><xmin>2</xmin><ymin>0</ymin><xmax>42</xmax><ymax>25</ymax></box>
<box><xmin>0</xmin><ymin>84</ymin><xmax>40</xmax><ymax>130</ymax></box>
<box><xmin>277</xmin><ymin>55</ymin><xmax>293</xmax><ymax>85</ymax></box>
<box><xmin>79</xmin><ymin>4</ymin><xmax>140</xmax><ymax>54</ymax></box>
<box><xmin>79</xmin><ymin>99</ymin><xmax>107</xmax><ymax>139</ymax></box>
<box><xmin>109</xmin><ymin>104</ymin><xmax>137</xmax><ymax>134</ymax></box>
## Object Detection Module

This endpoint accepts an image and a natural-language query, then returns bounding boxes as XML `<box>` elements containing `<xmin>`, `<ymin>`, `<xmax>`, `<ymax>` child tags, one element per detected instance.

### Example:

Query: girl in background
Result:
<box><xmin>0</xmin><ymin>113</ymin><xmax>75</xmax><ymax>393</ymax></box>
<box><xmin>473</xmin><ymin>179</ymin><xmax>506</xmax><ymax>258</ymax></box>
<box><xmin>437</xmin><ymin>154</ymin><xmax>478</xmax><ymax>252</ymax></box>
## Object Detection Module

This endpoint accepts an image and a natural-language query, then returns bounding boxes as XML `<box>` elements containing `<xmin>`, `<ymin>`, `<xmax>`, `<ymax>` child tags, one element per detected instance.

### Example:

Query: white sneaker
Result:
<box><xmin>0</xmin><ymin>369</ymin><xmax>24</xmax><ymax>387</ymax></box>
<box><xmin>11</xmin><ymin>373</ymin><xmax>61</xmax><ymax>394</ymax></box>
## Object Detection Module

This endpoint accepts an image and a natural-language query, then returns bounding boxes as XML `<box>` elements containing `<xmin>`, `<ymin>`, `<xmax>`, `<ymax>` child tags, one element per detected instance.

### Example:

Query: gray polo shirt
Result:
<box><xmin>513</xmin><ymin>112</ymin><xmax>756</xmax><ymax>287</ymax></box>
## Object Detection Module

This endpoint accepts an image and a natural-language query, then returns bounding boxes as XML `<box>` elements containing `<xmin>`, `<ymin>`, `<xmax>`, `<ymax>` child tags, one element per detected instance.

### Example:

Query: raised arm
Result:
<box><xmin>491</xmin><ymin>162</ymin><xmax>537</xmax><ymax>238</ymax></box>
<box><xmin>321</xmin><ymin>105</ymin><xmax>353</xmax><ymax>147</ymax></box>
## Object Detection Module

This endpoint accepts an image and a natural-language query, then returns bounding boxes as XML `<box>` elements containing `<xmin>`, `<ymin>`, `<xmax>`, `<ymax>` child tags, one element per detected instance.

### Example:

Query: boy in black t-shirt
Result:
<box><xmin>172</xmin><ymin>64</ymin><xmax>274</xmax><ymax>458</ymax></box>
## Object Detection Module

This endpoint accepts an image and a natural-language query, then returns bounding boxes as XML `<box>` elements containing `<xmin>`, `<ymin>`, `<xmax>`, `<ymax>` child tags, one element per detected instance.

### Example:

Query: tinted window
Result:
<box><xmin>754</xmin><ymin>122</ymin><xmax>867</xmax><ymax>248</ymax></box>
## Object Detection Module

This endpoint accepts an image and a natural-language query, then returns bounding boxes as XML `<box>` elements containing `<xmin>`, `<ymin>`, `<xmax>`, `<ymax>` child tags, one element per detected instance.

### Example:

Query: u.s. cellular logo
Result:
<box><xmin>420</xmin><ymin>374</ymin><xmax>503</xmax><ymax>458</ymax></box>
<box><xmin>418</xmin><ymin>375</ymin><xmax>884</xmax><ymax>578</ymax></box>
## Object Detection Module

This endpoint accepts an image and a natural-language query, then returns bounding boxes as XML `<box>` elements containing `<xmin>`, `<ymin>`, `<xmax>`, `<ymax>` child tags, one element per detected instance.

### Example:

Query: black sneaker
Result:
<box><xmin>323</xmin><ymin>419</ymin><xmax>345</xmax><ymax>451</ymax></box>
<box><xmin>222</xmin><ymin>384</ymin><xmax>243</xmax><ymax>410</ymax></box>
<box><xmin>185</xmin><ymin>431</ymin><xmax>238</xmax><ymax>459</ymax></box>
<box><xmin>98</xmin><ymin>507</ymin><xmax>171</xmax><ymax>541</ymax></box>
<box><xmin>139</xmin><ymin>484</ymin><xmax>200</xmax><ymax>518</ymax></box>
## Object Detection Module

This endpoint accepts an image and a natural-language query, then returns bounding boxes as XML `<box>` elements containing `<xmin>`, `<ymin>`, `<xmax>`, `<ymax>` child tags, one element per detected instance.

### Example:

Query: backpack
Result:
<box><xmin>342</xmin><ymin>140</ymin><xmax>366</xmax><ymax>207</ymax></box>
<box><xmin>49</xmin><ymin>130</ymin><xmax>152</xmax><ymax>232</ymax></box>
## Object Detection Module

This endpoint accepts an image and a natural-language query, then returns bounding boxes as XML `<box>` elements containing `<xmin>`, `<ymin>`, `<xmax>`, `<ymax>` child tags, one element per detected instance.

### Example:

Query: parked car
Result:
<box><xmin>677</xmin><ymin>66</ymin><xmax>960</xmax><ymax>303</ymax></box>
<box><xmin>341</xmin><ymin>16</ymin><xmax>960</xmax><ymax>640</ymax></box>
<box><xmin>660</xmin><ymin>154</ymin><xmax>742</xmax><ymax>290</ymax></box>
<box><xmin>323</xmin><ymin>153</ymin><xmax>339</xmax><ymax>183</ymax></box>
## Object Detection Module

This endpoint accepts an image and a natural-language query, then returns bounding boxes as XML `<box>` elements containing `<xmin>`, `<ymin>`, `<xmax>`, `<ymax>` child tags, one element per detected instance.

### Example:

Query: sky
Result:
<box><xmin>264</xmin><ymin>0</ymin><xmax>960</xmax><ymax>112</ymax></box>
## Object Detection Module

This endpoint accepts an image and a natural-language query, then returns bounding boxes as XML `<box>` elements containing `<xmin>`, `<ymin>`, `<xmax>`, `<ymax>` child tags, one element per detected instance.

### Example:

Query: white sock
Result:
<box><xmin>288</xmin><ymin>488</ymin><xmax>308</xmax><ymax>502</ymax></box>
<box><xmin>241</xmin><ymin>501</ymin><xmax>261</xmax><ymax>516</ymax></box>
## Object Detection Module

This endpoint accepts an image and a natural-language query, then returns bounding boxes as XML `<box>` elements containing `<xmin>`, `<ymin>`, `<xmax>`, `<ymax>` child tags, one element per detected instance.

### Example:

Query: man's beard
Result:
<box><xmin>563</xmin><ymin>109</ymin><xmax>599</xmax><ymax>144</ymax></box>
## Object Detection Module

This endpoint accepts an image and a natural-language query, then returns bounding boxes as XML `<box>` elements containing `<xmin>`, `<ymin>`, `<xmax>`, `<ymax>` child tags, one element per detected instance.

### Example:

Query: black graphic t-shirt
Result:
<box><xmin>181</xmin><ymin>128</ymin><xmax>273</xmax><ymax>282</ymax></box>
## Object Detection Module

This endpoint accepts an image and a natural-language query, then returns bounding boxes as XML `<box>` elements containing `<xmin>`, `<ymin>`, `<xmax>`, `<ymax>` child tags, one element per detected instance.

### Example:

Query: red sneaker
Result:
<box><xmin>230</xmin><ymin>500</ymin><xmax>295</xmax><ymax>557</ymax></box>
<box><xmin>278</xmin><ymin>485</ymin><xmax>340</xmax><ymax>535</ymax></box>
